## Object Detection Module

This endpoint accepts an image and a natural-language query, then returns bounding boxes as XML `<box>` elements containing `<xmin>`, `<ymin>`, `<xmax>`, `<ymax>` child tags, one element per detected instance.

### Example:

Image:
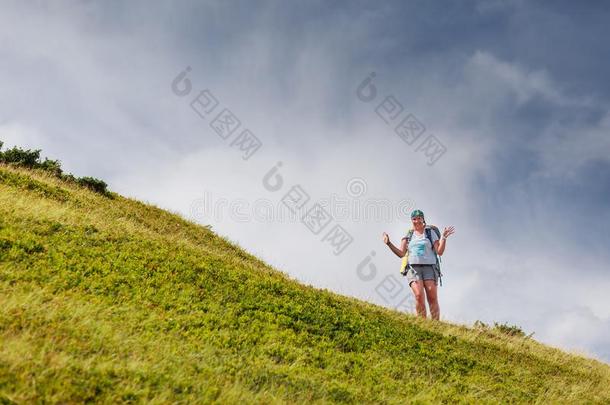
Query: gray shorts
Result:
<box><xmin>406</xmin><ymin>265</ymin><xmax>438</xmax><ymax>286</ymax></box>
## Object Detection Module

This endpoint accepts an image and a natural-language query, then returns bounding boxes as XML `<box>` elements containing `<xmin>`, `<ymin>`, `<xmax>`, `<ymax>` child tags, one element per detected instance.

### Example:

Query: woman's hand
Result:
<box><xmin>442</xmin><ymin>226</ymin><xmax>455</xmax><ymax>239</ymax></box>
<box><xmin>382</xmin><ymin>232</ymin><xmax>390</xmax><ymax>245</ymax></box>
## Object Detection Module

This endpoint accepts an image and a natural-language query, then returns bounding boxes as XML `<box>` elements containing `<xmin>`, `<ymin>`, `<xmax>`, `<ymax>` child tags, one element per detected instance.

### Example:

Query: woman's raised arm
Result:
<box><xmin>382</xmin><ymin>232</ymin><xmax>408</xmax><ymax>258</ymax></box>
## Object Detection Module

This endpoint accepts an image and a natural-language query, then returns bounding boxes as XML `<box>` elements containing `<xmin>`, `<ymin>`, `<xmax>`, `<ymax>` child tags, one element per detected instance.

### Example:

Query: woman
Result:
<box><xmin>382</xmin><ymin>209</ymin><xmax>455</xmax><ymax>320</ymax></box>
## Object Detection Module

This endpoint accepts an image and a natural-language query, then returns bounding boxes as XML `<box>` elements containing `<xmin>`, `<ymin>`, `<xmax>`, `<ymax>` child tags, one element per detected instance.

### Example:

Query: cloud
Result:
<box><xmin>466</xmin><ymin>51</ymin><xmax>566</xmax><ymax>106</ymax></box>
<box><xmin>541</xmin><ymin>307</ymin><xmax>610</xmax><ymax>361</ymax></box>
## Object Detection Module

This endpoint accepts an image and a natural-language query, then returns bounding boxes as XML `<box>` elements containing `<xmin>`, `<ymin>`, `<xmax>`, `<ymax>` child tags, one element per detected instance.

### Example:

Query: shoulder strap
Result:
<box><xmin>425</xmin><ymin>226</ymin><xmax>441</xmax><ymax>255</ymax></box>
<box><xmin>405</xmin><ymin>229</ymin><xmax>414</xmax><ymax>243</ymax></box>
<box><xmin>427</xmin><ymin>225</ymin><xmax>441</xmax><ymax>240</ymax></box>
<box><xmin>425</xmin><ymin>227</ymin><xmax>434</xmax><ymax>249</ymax></box>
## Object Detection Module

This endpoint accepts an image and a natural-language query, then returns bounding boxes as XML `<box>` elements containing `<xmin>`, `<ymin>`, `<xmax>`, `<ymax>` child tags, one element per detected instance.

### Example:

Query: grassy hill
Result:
<box><xmin>1</xmin><ymin>163</ymin><xmax>609</xmax><ymax>404</ymax></box>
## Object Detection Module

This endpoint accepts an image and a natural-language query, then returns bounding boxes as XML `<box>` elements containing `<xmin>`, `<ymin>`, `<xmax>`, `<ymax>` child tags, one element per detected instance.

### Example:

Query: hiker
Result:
<box><xmin>382</xmin><ymin>209</ymin><xmax>455</xmax><ymax>320</ymax></box>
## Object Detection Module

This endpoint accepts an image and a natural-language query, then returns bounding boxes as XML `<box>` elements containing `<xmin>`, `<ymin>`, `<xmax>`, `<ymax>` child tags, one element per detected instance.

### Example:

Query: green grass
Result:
<box><xmin>0</xmin><ymin>163</ymin><xmax>609</xmax><ymax>404</ymax></box>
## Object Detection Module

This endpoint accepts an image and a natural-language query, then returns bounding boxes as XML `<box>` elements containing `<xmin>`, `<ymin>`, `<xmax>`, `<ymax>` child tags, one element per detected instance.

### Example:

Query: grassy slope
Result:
<box><xmin>0</xmin><ymin>164</ymin><xmax>609</xmax><ymax>404</ymax></box>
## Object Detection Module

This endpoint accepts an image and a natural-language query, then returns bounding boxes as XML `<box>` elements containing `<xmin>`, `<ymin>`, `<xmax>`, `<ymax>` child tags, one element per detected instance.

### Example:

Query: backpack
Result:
<box><xmin>399</xmin><ymin>225</ymin><xmax>443</xmax><ymax>286</ymax></box>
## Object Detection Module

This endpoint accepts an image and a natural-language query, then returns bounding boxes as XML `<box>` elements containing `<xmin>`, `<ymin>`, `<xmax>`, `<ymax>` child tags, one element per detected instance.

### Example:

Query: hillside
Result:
<box><xmin>1</xmin><ymin>163</ymin><xmax>609</xmax><ymax>404</ymax></box>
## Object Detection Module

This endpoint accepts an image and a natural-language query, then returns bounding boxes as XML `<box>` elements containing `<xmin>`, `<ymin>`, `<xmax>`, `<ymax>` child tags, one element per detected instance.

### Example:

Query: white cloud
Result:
<box><xmin>467</xmin><ymin>51</ymin><xmax>564</xmax><ymax>105</ymax></box>
<box><xmin>541</xmin><ymin>307</ymin><xmax>610</xmax><ymax>360</ymax></box>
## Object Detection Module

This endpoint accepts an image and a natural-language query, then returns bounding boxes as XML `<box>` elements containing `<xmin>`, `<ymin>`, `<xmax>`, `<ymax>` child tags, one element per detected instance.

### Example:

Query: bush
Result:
<box><xmin>473</xmin><ymin>320</ymin><xmax>530</xmax><ymax>338</ymax></box>
<box><xmin>0</xmin><ymin>146</ymin><xmax>41</xmax><ymax>167</ymax></box>
<box><xmin>77</xmin><ymin>176</ymin><xmax>109</xmax><ymax>195</ymax></box>
<box><xmin>0</xmin><ymin>140</ymin><xmax>110</xmax><ymax>197</ymax></box>
<box><xmin>493</xmin><ymin>322</ymin><xmax>527</xmax><ymax>338</ymax></box>
<box><xmin>39</xmin><ymin>158</ymin><xmax>63</xmax><ymax>177</ymax></box>
<box><xmin>59</xmin><ymin>173</ymin><xmax>75</xmax><ymax>183</ymax></box>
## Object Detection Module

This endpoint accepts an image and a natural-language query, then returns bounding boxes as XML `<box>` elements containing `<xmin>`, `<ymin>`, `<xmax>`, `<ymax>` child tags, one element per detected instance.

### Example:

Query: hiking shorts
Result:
<box><xmin>406</xmin><ymin>265</ymin><xmax>438</xmax><ymax>286</ymax></box>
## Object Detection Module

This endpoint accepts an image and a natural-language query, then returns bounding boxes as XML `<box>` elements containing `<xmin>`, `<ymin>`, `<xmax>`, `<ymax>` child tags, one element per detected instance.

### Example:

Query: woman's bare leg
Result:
<box><xmin>423</xmin><ymin>280</ymin><xmax>440</xmax><ymax>320</ymax></box>
<box><xmin>410</xmin><ymin>280</ymin><xmax>427</xmax><ymax>318</ymax></box>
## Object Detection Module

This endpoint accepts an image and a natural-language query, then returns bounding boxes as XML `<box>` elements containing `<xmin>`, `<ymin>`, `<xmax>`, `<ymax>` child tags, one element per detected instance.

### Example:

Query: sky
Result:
<box><xmin>1</xmin><ymin>0</ymin><xmax>609</xmax><ymax>363</ymax></box>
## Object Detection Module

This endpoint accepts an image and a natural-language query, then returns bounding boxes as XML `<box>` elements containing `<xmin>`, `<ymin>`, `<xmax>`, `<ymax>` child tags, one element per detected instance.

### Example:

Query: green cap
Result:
<box><xmin>410</xmin><ymin>209</ymin><xmax>425</xmax><ymax>219</ymax></box>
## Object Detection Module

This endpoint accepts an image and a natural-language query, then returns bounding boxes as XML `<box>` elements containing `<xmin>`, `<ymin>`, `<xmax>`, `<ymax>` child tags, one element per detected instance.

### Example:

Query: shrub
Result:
<box><xmin>0</xmin><ymin>146</ymin><xmax>41</xmax><ymax>167</ymax></box>
<box><xmin>493</xmin><ymin>322</ymin><xmax>527</xmax><ymax>338</ymax></box>
<box><xmin>0</xmin><ymin>140</ymin><xmax>110</xmax><ymax>197</ymax></box>
<box><xmin>474</xmin><ymin>320</ymin><xmax>531</xmax><ymax>338</ymax></box>
<box><xmin>60</xmin><ymin>173</ymin><xmax>77</xmax><ymax>183</ymax></box>
<box><xmin>39</xmin><ymin>158</ymin><xmax>63</xmax><ymax>176</ymax></box>
<box><xmin>77</xmin><ymin>176</ymin><xmax>109</xmax><ymax>195</ymax></box>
